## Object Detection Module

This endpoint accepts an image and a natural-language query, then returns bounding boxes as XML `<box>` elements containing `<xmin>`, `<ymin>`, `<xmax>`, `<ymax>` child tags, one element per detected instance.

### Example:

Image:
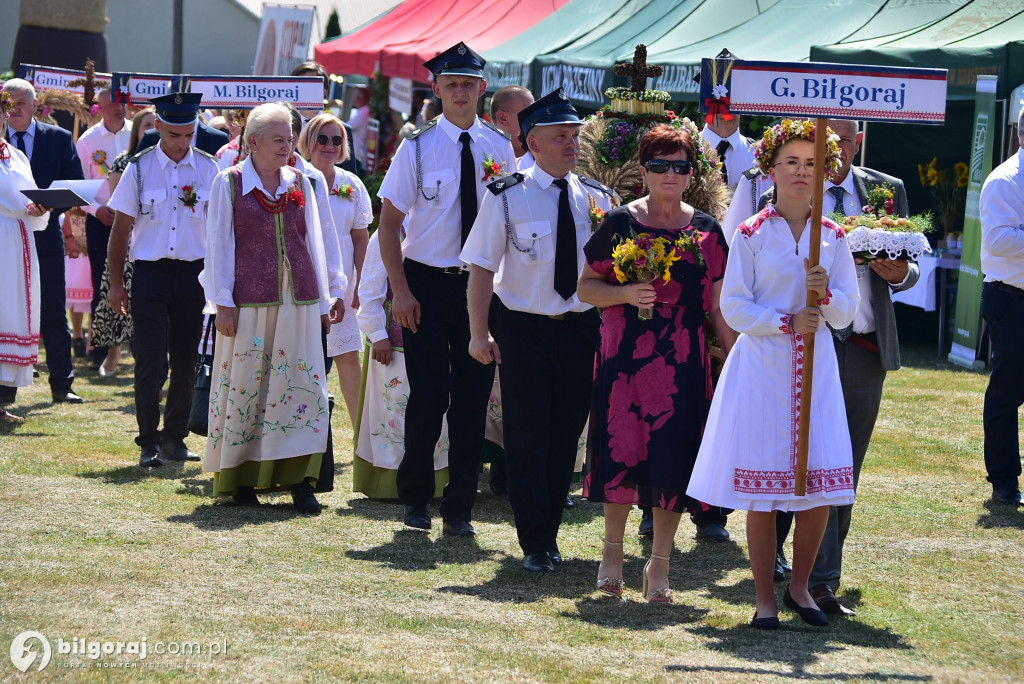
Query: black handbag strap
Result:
<box><xmin>201</xmin><ymin>314</ymin><xmax>215</xmax><ymax>357</ymax></box>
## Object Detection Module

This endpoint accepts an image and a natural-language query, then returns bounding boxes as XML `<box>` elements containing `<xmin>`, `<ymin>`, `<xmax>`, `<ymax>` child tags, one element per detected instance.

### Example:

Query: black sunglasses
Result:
<box><xmin>645</xmin><ymin>159</ymin><xmax>692</xmax><ymax>174</ymax></box>
<box><xmin>316</xmin><ymin>134</ymin><xmax>344</xmax><ymax>147</ymax></box>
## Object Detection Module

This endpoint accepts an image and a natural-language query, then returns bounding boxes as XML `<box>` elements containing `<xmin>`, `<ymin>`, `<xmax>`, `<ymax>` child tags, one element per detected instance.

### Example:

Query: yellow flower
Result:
<box><xmin>955</xmin><ymin>162</ymin><xmax>969</xmax><ymax>188</ymax></box>
<box><xmin>917</xmin><ymin>163</ymin><xmax>927</xmax><ymax>187</ymax></box>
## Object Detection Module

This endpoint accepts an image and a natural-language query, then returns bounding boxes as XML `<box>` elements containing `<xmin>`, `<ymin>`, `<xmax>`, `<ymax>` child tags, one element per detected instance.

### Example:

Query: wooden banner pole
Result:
<box><xmin>795</xmin><ymin>116</ymin><xmax>829</xmax><ymax>496</ymax></box>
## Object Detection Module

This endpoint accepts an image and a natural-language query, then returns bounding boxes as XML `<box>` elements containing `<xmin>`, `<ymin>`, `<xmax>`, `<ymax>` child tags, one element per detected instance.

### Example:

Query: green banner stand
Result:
<box><xmin>949</xmin><ymin>75</ymin><xmax>997</xmax><ymax>370</ymax></box>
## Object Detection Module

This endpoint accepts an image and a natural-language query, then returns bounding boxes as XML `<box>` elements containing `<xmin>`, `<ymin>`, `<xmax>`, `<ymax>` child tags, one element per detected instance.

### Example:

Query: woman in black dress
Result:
<box><xmin>578</xmin><ymin>125</ymin><xmax>736</xmax><ymax>602</ymax></box>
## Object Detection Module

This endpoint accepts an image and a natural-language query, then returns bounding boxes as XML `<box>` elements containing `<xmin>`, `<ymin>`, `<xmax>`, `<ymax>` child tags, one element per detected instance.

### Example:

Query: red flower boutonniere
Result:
<box><xmin>287</xmin><ymin>185</ymin><xmax>305</xmax><ymax>209</ymax></box>
<box><xmin>331</xmin><ymin>184</ymin><xmax>353</xmax><ymax>200</ymax></box>
<box><xmin>587</xmin><ymin>195</ymin><xmax>606</xmax><ymax>233</ymax></box>
<box><xmin>481</xmin><ymin>154</ymin><xmax>506</xmax><ymax>182</ymax></box>
<box><xmin>180</xmin><ymin>185</ymin><xmax>198</xmax><ymax>212</ymax></box>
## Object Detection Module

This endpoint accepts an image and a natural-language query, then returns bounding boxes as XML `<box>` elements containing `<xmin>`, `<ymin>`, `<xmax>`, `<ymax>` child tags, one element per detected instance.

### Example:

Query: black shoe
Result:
<box><xmin>292</xmin><ymin>480</ymin><xmax>321</xmax><ymax>514</ymax></box>
<box><xmin>52</xmin><ymin>391</ymin><xmax>84</xmax><ymax>404</ymax></box>
<box><xmin>695</xmin><ymin>522</ymin><xmax>730</xmax><ymax>541</ymax></box>
<box><xmin>72</xmin><ymin>337</ymin><xmax>86</xmax><ymax>358</ymax></box>
<box><xmin>751</xmin><ymin>612</ymin><xmax>780</xmax><ymax>630</ymax></box>
<box><xmin>774</xmin><ymin>554</ymin><xmax>787</xmax><ymax>583</ymax></box>
<box><xmin>139</xmin><ymin>445</ymin><xmax>164</xmax><ymax>468</ymax></box>
<box><xmin>810</xmin><ymin>583</ymin><xmax>856</xmax><ymax>616</ymax></box>
<box><xmin>548</xmin><ymin>548</ymin><xmax>562</xmax><ymax>566</ymax></box>
<box><xmin>161</xmin><ymin>440</ymin><xmax>201</xmax><ymax>462</ymax></box>
<box><xmin>777</xmin><ymin>550</ymin><xmax>792</xmax><ymax>572</ymax></box>
<box><xmin>523</xmin><ymin>553</ymin><xmax>554</xmax><ymax>572</ymax></box>
<box><xmin>233</xmin><ymin>486</ymin><xmax>260</xmax><ymax>506</ymax></box>
<box><xmin>637</xmin><ymin>508</ymin><xmax>654</xmax><ymax>538</ymax></box>
<box><xmin>403</xmin><ymin>504</ymin><xmax>431</xmax><ymax>529</ymax></box>
<box><xmin>992</xmin><ymin>485</ymin><xmax>1023</xmax><ymax>506</ymax></box>
<box><xmin>783</xmin><ymin>587</ymin><xmax>829</xmax><ymax>627</ymax></box>
<box><xmin>564</xmin><ymin>495</ymin><xmax>575</xmax><ymax>509</ymax></box>
<box><xmin>442</xmin><ymin>519</ymin><xmax>476</xmax><ymax>537</ymax></box>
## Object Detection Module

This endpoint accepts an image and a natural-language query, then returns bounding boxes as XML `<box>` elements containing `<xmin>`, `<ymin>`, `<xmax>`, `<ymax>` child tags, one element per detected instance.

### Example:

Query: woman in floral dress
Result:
<box><xmin>579</xmin><ymin>125</ymin><xmax>735</xmax><ymax>602</ymax></box>
<box><xmin>202</xmin><ymin>103</ymin><xmax>336</xmax><ymax>513</ymax></box>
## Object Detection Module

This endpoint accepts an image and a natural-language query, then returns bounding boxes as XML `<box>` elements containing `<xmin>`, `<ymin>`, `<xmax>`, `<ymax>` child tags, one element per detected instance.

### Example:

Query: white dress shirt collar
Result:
<box><xmin>155</xmin><ymin>144</ymin><xmax>197</xmax><ymax>170</ymax></box>
<box><xmin>700</xmin><ymin>126</ymin><xmax>744</xmax><ymax>149</ymax></box>
<box><xmin>438</xmin><ymin>113</ymin><xmax>479</xmax><ymax>144</ymax></box>
<box><xmin>240</xmin><ymin>156</ymin><xmax>299</xmax><ymax>197</ymax></box>
<box><xmin>530</xmin><ymin>163</ymin><xmax>567</xmax><ymax>191</ymax></box>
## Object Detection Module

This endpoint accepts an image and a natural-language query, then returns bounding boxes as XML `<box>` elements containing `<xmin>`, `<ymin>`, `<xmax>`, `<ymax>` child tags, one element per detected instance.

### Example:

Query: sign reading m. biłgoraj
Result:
<box><xmin>703</xmin><ymin>59</ymin><xmax>947</xmax><ymax>124</ymax></box>
<box><xmin>185</xmin><ymin>76</ymin><xmax>324</xmax><ymax>110</ymax></box>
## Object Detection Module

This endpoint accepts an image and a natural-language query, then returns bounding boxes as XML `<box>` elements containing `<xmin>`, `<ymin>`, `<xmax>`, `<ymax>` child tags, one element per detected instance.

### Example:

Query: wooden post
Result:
<box><xmin>795</xmin><ymin>116</ymin><xmax>829</xmax><ymax>496</ymax></box>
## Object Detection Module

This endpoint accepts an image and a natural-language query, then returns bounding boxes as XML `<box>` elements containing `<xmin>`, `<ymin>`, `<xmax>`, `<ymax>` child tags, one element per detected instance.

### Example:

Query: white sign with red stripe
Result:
<box><xmin>186</xmin><ymin>76</ymin><xmax>323</xmax><ymax>110</ymax></box>
<box><xmin>727</xmin><ymin>60</ymin><xmax>947</xmax><ymax>124</ymax></box>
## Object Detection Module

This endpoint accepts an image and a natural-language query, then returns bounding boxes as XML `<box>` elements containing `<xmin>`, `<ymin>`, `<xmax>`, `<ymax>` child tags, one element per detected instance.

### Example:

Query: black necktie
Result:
<box><xmin>459</xmin><ymin>131</ymin><xmax>477</xmax><ymax>246</ymax></box>
<box><xmin>829</xmin><ymin>186</ymin><xmax>847</xmax><ymax>216</ymax></box>
<box><xmin>715</xmin><ymin>140</ymin><xmax>731</xmax><ymax>185</ymax></box>
<box><xmin>14</xmin><ymin>131</ymin><xmax>27</xmax><ymax>155</ymax></box>
<box><xmin>552</xmin><ymin>178</ymin><xmax>577</xmax><ymax>300</ymax></box>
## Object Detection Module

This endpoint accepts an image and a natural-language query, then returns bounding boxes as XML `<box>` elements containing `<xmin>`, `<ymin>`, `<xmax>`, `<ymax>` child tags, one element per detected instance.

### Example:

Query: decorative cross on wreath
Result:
<box><xmin>613</xmin><ymin>44</ymin><xmax>664</xmax><ymax>93</ymax></box>
<box><xmin>66</xmin><ymin>59</ymin><xmax>109</xmax><ymax>106</ymax></box>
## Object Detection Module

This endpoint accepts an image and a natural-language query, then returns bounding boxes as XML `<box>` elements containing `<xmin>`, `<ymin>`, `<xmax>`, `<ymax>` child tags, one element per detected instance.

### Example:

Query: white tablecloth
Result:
<box><xmin>891</xmin><ymin>254</ymin><xmax>960</xmax><ymax>312</ymax></box>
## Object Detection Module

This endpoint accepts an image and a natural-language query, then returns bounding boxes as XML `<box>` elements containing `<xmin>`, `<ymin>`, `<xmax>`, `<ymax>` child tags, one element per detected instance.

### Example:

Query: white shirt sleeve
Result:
<box><xmin>301</xmin><ymin>174</ymin><xmax>334</xmax><ymax>315</ymax></box>
<box><xmin>107</xmin><ymin>160</ymin><xmax>140</xmax><ymax>218</ymax></box>
<box><xmin>981</xmin><ymin>175</ymin><xmax>1024</xmax><ymax>258</ymax></box>
<box><xmin>356</xmin><ymin>232</ymin><xmax>389</xmax><ymax>343</ymax></box>
<box><xmin>818</xmin><ymin>233</ymin><xmax>860</xmax><ymax>330</ymax></box>
<box><xmin>377</xmin><ymin>138</ymin><xmax>416</xmax><ymax>214</ymax></box>
<box><xmin>721</xmin><ymin>231</ymin><xmax>794</xmax><ymax>335</ymax></box>
<box><xmin>310</xmin><ymin>168</ymin><xmax>348</xmax><ymax>300</ymax></box>
<box><xmin>460</xmin><ymin>188</ymin><xmax>506</xmax><ymax>272</ymax></box>
<box><xmin>201</xmin><ymin>170</ymin><xmax>236</xmax><ymax>310</ymax></box>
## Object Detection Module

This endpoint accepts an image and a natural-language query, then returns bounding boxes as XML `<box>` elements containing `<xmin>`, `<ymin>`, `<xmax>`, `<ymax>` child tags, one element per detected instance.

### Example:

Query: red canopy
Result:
<box><xmin>316</xmin><ymin>0</ymin><xmax>567</xmax><ymax>83</ymax></box>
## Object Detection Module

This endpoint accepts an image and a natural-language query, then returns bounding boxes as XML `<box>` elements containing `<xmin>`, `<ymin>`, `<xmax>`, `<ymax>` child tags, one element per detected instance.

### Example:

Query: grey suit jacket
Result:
<box><xmin>755</xmin><ymin>166</ymin><xmax>920</xmax><ymax>371</ymax></box>
<box><xmin>850</xmin><ymin>166</ymin><xmax>919</xmax><ymax>371</ymax></box>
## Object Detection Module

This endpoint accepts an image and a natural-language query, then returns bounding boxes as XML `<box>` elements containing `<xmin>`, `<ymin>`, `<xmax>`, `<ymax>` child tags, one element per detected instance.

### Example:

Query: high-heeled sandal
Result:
<box><xmin>642</xmin><ymin>553</ymin><xmax>673</xmax><ymax>603</ymax></box>
<box><xmin>596</xmin><ymin>538</ymin><xmax>625</xmax><ymax>598</ymax></box>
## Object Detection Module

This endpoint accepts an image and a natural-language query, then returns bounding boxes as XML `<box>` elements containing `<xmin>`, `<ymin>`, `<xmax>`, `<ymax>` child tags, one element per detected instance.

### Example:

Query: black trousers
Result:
<box><xmin>396</xmin><ymin>260</ymin><xmax>494</xmax><ymax>521</ymax></box>
<box><xmin>131</xmin><ymin>259</ymin><xmax>205</xmax><ymax>447</ymax></box>
<box><xmin>982</xmin><ymin>282</ymin><xmax>1024</xmax><ymax>489</ymax></box>
<box><xmin>0</xmin><ymin>254</ymin><xmax>75</xmax><ymax>404</ymax></box>
<box><xmin>497</xmin><ymin>306</ymin><xmax>597</xmax><ymax>556</ymax></box>
<box><xmin>85</xmin><ymin>214</ymin><xmax>112</xmax><ymax>363</ymax></box>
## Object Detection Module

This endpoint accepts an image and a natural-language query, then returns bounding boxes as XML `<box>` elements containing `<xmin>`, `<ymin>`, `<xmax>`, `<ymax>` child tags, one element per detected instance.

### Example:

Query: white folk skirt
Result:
<box><xmin>687</xmin><ymin>330</ymin><xmax>856</xmax><ymax>512</ymax></box>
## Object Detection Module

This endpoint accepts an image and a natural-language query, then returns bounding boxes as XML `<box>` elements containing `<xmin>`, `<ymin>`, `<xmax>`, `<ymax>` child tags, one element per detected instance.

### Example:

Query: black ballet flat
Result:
<box><xmin>750</xmin><ymin>612</ymin><xmax>780</xmax><ymax>630</ymax></box>
<box><xmin>783</xmin><ymin>587</ymin><xmax>829</xmax><ymax>627</ymax></box>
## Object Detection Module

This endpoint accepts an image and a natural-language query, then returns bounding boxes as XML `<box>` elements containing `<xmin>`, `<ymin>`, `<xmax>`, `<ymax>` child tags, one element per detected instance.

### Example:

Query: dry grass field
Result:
<box><xmin>1</xmin><ymin>345</ymin><xmax>1022</xmax><ymax>683</ymax></box>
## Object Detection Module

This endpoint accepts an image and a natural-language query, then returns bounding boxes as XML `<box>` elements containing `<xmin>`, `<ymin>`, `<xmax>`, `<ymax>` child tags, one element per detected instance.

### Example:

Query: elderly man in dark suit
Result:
<box><xmin>774</xmin><ymin>118</ymin><xmax>919</xmax><ymax>615</ymax></box>
<box><xmin>0</xmin><ymin>78</ymin><xmax>83</xmax><ymax>405</ymax></box>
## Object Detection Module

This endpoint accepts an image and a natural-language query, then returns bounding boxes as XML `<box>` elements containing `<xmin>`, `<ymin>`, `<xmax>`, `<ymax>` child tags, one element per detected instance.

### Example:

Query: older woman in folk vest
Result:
<box><xmin>202</xmin><ymin>102</ymin><xmax>340</xmax><ymax>513</ymax></box>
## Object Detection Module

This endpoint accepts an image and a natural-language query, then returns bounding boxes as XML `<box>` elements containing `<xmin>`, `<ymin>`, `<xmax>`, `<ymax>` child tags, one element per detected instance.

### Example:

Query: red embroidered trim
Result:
<box><xmin>738</xmin><ymin>206</ymin><xmax>780</xmax><ymax>238</ymax></box>
<box><xmin>734</xmin><ymin>466</ymin><xmax>854</xmax><ymax>495</ymax></box>
<box><xmin>779</xmin><ymin>313</ymin><xmax>794</xmax><ymax>334</ymax></box>
<box><xmin>0</xmin><ymin>333</ymin><xmax>41</xmax><ymax>346</ymax></box>
<box><xmin>822</xmin><ymin>216</ymin><xmax>846</xmax><ymax>239</ymax></box>
<box><xmin>817</xmin><ymin>288</ymin><xmax>832</xmax><ymax>307</ymax></box>
<box><xmin>20</xmin><ymin>220</ymin><xmax>32</xmax><ymax>334</ymax></box>
<box><xmin>0</xmin><ymin>139</ymin><xmax>10</xmax><ymax>162</ymax></box>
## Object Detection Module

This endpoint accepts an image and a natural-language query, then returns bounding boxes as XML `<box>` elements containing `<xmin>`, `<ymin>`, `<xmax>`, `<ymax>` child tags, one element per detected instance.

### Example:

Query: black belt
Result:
<box><xmin>992</xmin><ymin>281</ymin><xmax>1024</xmax><ymax>297</ymax></box>
<box><xmin>404</xmin><ymin>259</ymin><xmax>469</xmax><ymax>276</ymax></box>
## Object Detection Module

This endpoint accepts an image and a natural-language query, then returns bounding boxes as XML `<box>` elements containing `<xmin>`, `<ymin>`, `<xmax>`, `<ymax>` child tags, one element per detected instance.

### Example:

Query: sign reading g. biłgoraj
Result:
<box><xmin>185</xmin><ymin>76</ymin><xmax>324</xmax><ymax>110</ymax></box>
<box><xmin>712</xmin><ymin>60</ymin><xmax>947</xmax><ymax>124</ymax></box>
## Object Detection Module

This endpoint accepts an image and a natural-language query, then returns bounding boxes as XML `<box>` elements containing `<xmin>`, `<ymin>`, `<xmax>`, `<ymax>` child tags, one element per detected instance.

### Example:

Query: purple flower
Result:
<box><xmin>297</xmin><ymin>404</ymin><xmax>307</xmax><ymax>415</ymax></box>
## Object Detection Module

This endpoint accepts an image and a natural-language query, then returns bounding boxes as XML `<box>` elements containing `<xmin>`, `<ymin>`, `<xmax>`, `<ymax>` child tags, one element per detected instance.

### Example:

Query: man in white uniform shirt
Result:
<box><xmin>106</xmin><ymin>93</ymin><xmax>220</xmax><ymax>468</ymax></box>
<box><xmin>979</xmin><ymin>107</ymin><xmax>1024</xmax><ymax>507</ymax></box>
<box><xmin>463</xmin><ymin>89</ymin><xmax>612</xmax><ymax>571</ymax></box>
<box><xmin>76</xmin><ymin>87</ymin><xmax>132</xmax><ymax>369</ymax></box>
<box><xmin>347</xmin><ymin>88</ymin><xmax>370</xmax><ymax>166</ymax></box>
<box><xmin>377</xmin><ymin>42</ymin><xmax>515</xmax><ymax>536</ymax></box>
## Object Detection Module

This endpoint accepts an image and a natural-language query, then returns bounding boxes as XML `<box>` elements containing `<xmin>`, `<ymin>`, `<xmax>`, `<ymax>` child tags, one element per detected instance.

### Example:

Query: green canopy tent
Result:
<box><xmin>528</xmin><ymin>0</ymin><xmax>773</xmax><ymax>108</ymax></box>
<box><xmin>642</xmin><ymin>0</ymin><xmax>971</xmax><ymax>102</ymax></box>
<box><xmin>482</xmin><ymin>0</ymin><xmax>653</xmax><ymax>92</ymax></box>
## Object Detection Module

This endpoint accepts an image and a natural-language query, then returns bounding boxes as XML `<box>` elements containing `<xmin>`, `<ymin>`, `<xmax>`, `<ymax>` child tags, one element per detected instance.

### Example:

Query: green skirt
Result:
<box><xmin>213</xmin><ymin>452</ymin><xmax>323</xmax><ymax>497</ymax></box>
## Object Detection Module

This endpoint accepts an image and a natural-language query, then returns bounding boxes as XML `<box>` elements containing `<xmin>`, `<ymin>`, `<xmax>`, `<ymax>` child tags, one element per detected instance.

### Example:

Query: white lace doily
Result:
<box><xmin>846</xmin><ymin>227</ymin><xmax>932</xmax><ymax>260</ymax></box>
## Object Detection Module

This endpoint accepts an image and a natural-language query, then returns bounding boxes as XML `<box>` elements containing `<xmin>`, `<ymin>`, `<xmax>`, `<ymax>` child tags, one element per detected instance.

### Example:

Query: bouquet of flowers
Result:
<box><xmin>918</xmin><ymin>157</ymin><xmax>968</xmax><ymax>231</ymax></box>
<box><xmin>612</xmin><ymin>231</ymin><xmax>701</xmax><ymax>319</ymax></box>
<box><xmin>587</xmin><ymin>195</ymin><xmax>606</xmax><ymax>233</ymax></box>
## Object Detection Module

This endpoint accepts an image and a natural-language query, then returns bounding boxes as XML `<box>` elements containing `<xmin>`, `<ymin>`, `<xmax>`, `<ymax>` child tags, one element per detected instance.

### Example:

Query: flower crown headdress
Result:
<box><xmin>0</xmin><ymin>84</ymin><xmax>13</xmax><ymax>120</ymax></box>
<box><xmin>752</xmin><ymin>119</ymin><xmax>841</xmax><ymax>176</ymax></box>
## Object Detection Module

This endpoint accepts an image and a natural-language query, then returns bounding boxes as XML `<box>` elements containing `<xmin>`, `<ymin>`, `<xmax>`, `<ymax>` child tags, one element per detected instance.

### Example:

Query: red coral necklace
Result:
<box><xmin>253</xmin><ymin>188</ymin><xmax>291</xmax><ymax>214</ymax></box>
